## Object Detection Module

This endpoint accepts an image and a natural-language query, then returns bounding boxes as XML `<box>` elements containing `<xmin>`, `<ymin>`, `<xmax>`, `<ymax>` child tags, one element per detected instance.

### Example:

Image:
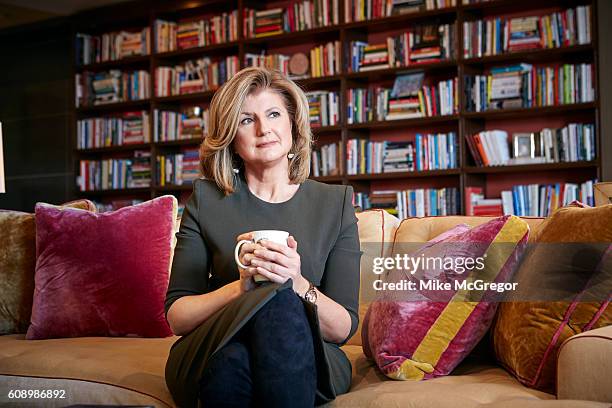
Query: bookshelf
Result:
<box><xmin>71</xmin><ymin>0</ymin><xmax>603</xmax><ymax>217</ymax></box>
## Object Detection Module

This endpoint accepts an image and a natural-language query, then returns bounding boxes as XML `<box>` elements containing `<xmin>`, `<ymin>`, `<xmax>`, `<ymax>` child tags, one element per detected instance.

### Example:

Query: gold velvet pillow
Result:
<box><xmin>493</xmin><ymin>204</ymin><xmax>612</xmax><ymax>393</ymax></box>
<box><xmin>0</xmin><ymin>200</ymin><xmax>96</xmax><ymax>334</ymax></box>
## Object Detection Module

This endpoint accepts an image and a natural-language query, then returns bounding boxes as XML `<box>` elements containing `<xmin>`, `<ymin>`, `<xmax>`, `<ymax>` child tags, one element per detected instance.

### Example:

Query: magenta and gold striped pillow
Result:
<box><xmin>363</xmin><ymin>215</ymin><xmax>529</xmax><ymax>381</ymax></box>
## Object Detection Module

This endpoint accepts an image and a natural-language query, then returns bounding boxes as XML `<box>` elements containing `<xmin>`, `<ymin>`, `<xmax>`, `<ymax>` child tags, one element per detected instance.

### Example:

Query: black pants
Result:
<box><xmin>199</xmin><ymin>287</ymin><xmax>317</xmax><ymax>408</ymax></box>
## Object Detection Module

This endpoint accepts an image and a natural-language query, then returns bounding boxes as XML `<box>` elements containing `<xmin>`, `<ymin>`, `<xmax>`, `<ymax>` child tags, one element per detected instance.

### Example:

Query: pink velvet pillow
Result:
<box><xmin>27</xmin><ymin>196</ymin><xmax>177</xmax><ymax>339</ymax></box>
<box><xmin>363</xmin><ymin>216</ymin><xmax>530</xmax><ymax>381</ymax></box>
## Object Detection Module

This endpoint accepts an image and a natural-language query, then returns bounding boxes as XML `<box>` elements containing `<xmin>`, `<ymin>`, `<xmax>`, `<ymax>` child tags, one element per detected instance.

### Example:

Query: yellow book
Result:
<box><xmin>418</xmin><ymin>90</ymin><xmax>425</xmax><ymax>115</ymax></box>
<box><xmin>487</xmin><ymin>76</ymin><xmax>492</xmax><ymax>105</ymax></box>
<box><xmin>160</xmin><ymin>156</ymin><xmax>165</xmax><ymax>186</ymax></box>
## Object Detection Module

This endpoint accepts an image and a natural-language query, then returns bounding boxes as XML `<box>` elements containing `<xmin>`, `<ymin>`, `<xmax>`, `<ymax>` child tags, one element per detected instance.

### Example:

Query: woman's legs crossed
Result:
<box><xmin>248</xmin><ymin>288</ymin><xmax>316</xmax><ymax>408</ymax></box>
<box><xmin>199</xmin><ymin>287</ymin><xmax>316</xmax><ymax>408</ymax></box>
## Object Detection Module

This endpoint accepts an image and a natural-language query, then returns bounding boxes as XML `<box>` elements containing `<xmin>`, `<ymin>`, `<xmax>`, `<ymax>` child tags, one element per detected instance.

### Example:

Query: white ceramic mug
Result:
<box><xmin>234</xmin><ymin>230</ymin><xmax>290</xmax><ymax>282</ymax></box>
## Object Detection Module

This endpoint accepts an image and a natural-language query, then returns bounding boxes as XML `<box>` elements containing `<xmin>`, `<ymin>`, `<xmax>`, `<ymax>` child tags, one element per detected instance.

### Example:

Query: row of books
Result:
<box><xmin>153</xmin><ymin>107</ymin><xmax>209</xmax><ymax>142</ymax></box>
<box><xmin>244</xmin><ymin>53</ymin><xmax>291</xmax><ymax>77</ymax></box>
<box><xmin>311</xmin><ymin>142</ymin><xmax>342</xmax><ymax>177</ymax></box>
<box><xmin>77</xmin><ymin>151</ymin><xmax>152</xmax><ymax>191</ymax></box>
<box><xmin>463</xmin><ymin>6</ymin><xmax>592</xmax><ymax>58</ymax></box>
<box><xmin>344</xmin><ymin>0</ymin><xmax>456</xmax><ymax>23</ymax></box>
<box><xmin>157</xmin><ymin>149</ymin><xmax>200</xmax><ymax>186</ymax></box>
<box><xmin>77</xmin><ymin>111</ymin><xmax>150</xmax><ymax>149</ymax></box>
<box><xmin>346</xmin><ymin>132</ymin><xmax>457</xmax><ymax>175</ymax></box>
<box><xmin>153</xmin><ymin>12</ymin><xmax>239</xmax><ymax>53</ymax></box>
<box><xmin>76</xmin><ymin>29</ymin><xmax>150</xmax><ymax>66</ymax></box>
<box><xmin>306</xmin><ymin>91</ymin><xmax>340</xmax><ymax>127</ymax></box>
<box><xmin>354</xmin><ymin>187</ymin><xmax>460</xmax><ymax>218</ymax></box>
<box><xmin>466</xmin><ymin>180</ymin><xmax>596</xmax><ymax>217</ymax></box>
<box><xmin>466</xmin><ymin>123</ymin><xmax>596</xmax><ymax>167</ymax></box>
<box><xmin>465</xmin><ymin>63</ymin><xmax>594</xmax><ymax>112</ymax></box>
<box><xmin>348</xmin><ymin>24</ymin><xmax>454</xmax><ymax>72</ymax></box>
<box><xmin>243</xmin><ymin>0</ymin><xmax>340</xmax><ymax>39</ymax></box>
<box><xmin>75</xmin><ymin>70</ymin><xmax>150</xmax><ymax>107</ymax></box>
<box><xmin>347</xmin><ymin>78</ymin><xmax>457</xmax><ymax>123</ymax></box>
<box><xmin>154</xmin><ymin>57</ymin><xmax>239</xmax><ymax>97</ymax></box>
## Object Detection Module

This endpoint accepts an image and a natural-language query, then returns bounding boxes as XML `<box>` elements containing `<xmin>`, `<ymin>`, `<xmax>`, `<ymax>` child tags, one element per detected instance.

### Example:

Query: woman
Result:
<box><xmin>165</xmin><ymin>67</ymin><xmax>361</xmax><ymax>408</ymax></box>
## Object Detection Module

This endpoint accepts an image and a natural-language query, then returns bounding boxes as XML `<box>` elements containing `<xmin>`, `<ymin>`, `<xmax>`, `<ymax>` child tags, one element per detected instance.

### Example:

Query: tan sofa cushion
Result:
<box><xmin>349</xmin><ymin>210</ymin><xmax>400</xmax><ymax>346</ymax></box>
<box><xmin>557</xmin><ymin>325</ymin><xmax>612</xmax><ymax>402</ymax></box>
<box><xmin>0</xmin><ymin>334</ymin><xmax>177</xmax><ymax>407</ymax></box>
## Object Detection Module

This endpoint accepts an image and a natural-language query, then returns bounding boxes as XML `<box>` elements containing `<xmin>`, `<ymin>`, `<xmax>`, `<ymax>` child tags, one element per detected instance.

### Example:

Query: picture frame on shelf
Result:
<box><xmin>513</xmin><ymin>133</ymin><xmax>535</xmax><ymax>159</ymax></box>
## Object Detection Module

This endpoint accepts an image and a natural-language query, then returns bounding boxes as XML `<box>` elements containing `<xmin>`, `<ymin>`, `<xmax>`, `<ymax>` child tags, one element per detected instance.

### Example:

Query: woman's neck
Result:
<box><xmin>243</xmin><ymin>166</ymin><xmax>299</xmax><ymax>203</ymax></box>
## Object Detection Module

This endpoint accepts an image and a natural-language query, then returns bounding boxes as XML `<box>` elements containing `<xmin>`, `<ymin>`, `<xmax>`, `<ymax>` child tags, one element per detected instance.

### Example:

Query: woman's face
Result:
<box><xmin>233</xmin><ymin>88</ymin><xmax>293</xmax><ymax>170</ymax></box>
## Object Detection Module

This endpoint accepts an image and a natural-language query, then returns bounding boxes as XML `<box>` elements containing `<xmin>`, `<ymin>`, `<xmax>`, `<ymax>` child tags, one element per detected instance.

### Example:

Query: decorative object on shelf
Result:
<box><xmin>512</xmin><ymin>133</ymin><xmax>535</xmax><ymax>159</ymax></box>
<box><xmin>289</xmin><ymin>52</ymin><xmax>309</xmax><ymax>77</ymax></box>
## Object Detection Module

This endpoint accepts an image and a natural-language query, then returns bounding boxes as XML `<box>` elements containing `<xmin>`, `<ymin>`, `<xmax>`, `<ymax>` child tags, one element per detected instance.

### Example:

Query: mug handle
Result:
<box><xmin>234</xmin><ymin>239</ymin><xmax>252</xmax><ymax>269</ymax></box>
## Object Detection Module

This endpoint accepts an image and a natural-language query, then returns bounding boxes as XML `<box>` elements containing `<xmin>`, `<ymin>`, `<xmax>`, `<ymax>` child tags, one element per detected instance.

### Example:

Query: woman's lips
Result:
<box><xmin>256</xmin><ymin>141</ymin><xmax>277</xmax><ymax>148</ymax></box>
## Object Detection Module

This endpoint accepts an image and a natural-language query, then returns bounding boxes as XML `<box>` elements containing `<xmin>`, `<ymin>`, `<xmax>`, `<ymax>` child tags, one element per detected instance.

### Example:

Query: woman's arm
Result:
<box><xmin>166</xmin><ymin>281</ymin><xmax>242</xmax><ymax>336</ymax></box>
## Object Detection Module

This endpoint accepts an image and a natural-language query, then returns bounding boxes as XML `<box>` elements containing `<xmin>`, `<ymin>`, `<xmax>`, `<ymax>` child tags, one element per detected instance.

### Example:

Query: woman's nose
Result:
<box><xmin>257</xmin><ymin>118</ymin><xmax>271</xmax><ymax>136</ymax></box>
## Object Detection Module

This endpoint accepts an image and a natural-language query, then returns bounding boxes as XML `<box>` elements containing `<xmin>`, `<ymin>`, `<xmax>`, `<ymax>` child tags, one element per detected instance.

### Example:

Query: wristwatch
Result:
<box><xmin>303</xmin><ymin>281</ymin><xmax>317</xmax><ymax>304</ymax></box>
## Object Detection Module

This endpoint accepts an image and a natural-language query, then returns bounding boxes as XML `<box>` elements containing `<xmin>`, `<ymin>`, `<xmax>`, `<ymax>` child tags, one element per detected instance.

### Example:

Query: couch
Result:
<box><xmin>0</xmin><ymin>213</ymin><xmax>610</xmax><ymax>408</ymax></box>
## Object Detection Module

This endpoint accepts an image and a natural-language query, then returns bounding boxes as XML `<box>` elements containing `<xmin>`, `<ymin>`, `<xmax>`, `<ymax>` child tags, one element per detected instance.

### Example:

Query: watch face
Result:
<box><xmin>305</xmin><ymin>290</ymin><xmax>317</xmax><ymax>304</ymax></box>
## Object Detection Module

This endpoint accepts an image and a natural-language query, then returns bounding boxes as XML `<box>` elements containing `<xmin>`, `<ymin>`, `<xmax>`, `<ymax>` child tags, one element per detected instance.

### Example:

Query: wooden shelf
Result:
<box><xmin>462</xmin><ymin>103</ymin><xmax>596</xmax><ymax>120</ymax></box>
<box><xmin>155</xmin><ymin>139</ymin><xmax>202</xmax><ymax>147</ymax></box>
<box><xmin>462</xmin><ymin>44</ymin><xmax>594</xmax><ymax>66</ymax></box>
<box><xmin>345</xmin><ymin>60</ymin><xmax>457</xmax><ymax>82</ymax></box>
<box><xmin>154</xmin><ymin>41</ymin><xmax>239</xmax><ymax>60</ymax></box>
<box><xmin>347</xmin><ymin>169</ymin><xmax>461</xmax><ymax>181</ymax></box>
<box><xmin>77</xmin><ymin>99</ymin><xmax>150</xmax><ymax>114</ymax></box>
<box><xmin>77</xmin><ymin>54</ymin><xmax>150</xmax><ymax>71</ymax></box>
<box><xmin>79</xmin><ymin>187</ymin><xmax>151</xmax><ymax>196</ymax></box>
<box><xmin>312</xmin><ymin>125</ymin><xmax>342</xmax><ymax>134</ymax></box>
<box><xmin>464</xmin><ymin>161</ymin><xmax>598</xmax><ymax>174</ymax></box>
<box><xmin>347</xmin><ymin>115</ymin><xmax>459</xmax><ymax>130</ymax></box>
<box><xmin>311</xmin><ymin>175</ymin><xmax>343</xmax><ymax>183</ymax></box>
<box><xmin>75</xmin><ymin>143</ymin><xmax>151</xmax><ymax>154</ymax></box>
<box><xmin>154</xmin><ymin>91</ymin><xmax>216</xmax><ymax>104</ymax></box>
<box><xmin>343</xmin><ymin>7</ymin><xmax>456</xmax><ymax>33</ymax></box>
<box><xmin>295</xmin><ymin>75</ymin><xmax>342</xmax><ymax>88</ymax></box>
<box><xmin>242</xmin><ymin>25</ymin><xmax>340</xmax><ymax>46</ymax></box>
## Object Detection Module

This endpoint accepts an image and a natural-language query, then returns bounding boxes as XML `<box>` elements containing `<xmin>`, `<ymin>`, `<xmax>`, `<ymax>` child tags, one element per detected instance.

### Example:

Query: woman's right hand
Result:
<box><xmin>235</xmin><ymin>232</ymin><xmax>263</xmax><ymax>294</ymax></box>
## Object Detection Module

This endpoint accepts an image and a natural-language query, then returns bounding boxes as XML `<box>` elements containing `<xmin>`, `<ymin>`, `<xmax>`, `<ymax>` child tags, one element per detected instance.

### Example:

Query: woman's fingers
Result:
<box><xmin>253</xmin><ymin>266</ymin><xmax>287</xmax><ymax>284</ymax></box>
<box><xmin>236</xmin><ymin>232</ymin><xmax>254</xmax><ymax>242</ymax></box>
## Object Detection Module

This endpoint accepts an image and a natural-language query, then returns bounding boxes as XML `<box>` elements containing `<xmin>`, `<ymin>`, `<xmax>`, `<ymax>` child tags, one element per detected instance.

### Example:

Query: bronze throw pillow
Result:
<box><xmin>492</xmin><ymin>204</ymin><xmax>612</xmax><ymax>394</ymax></box>
<box><xmin>0</xmin><ymin>200</ymin><xmax>96</xmax><ymax>334</ymax></box>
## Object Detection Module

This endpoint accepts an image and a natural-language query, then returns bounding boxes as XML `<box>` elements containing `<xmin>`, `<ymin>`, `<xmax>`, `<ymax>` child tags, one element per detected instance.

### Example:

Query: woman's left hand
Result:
<box><xmin>250</xmin><ymin>236</ymin><xmax>309</xmax><ymax>295</ymax></box>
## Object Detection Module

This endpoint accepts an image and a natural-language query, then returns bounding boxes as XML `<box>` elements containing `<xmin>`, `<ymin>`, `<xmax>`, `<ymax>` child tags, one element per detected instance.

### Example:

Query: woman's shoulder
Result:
<box><xmin>302</xmin><ymin>179</ymin><xmax>353</xmax><ymax>204</ymax></box>
<box><xmin>191</xmin><ymin>178</ymin><xmax>226</xmax><ymax>201</ymax></box>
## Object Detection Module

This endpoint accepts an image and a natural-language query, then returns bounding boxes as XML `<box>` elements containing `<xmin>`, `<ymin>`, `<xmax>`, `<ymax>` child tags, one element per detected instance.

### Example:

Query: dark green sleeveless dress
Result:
<box><xmin>164</xmin><ymin>175</ymin><xmax>361</xmax><ymax>407</ymax></box>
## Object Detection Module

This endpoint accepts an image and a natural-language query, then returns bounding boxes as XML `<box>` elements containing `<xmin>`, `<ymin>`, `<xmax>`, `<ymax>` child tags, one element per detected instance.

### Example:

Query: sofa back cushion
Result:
<box><xmin>26</xmin><ymin>196</ymin><xmax>177</xmax><ymax>339</ymax></box>
<box><xmin>493</xmin><ymin>204</ymin><xmax>612</xmax><ymax>393</ymax></box>
<box><xmin>363</xmin><ymin>215</ymin><xmax>530</xmax><ymax>381</ymax></box>
<box><xmin>0</xmin><ymin>200</ymin><xmax>96</xmax><ymax>335</ymax></box>
<box><xmin>348</xmin><ymin>210</ymin><xmax>400</xmax><ymax>346</ymax></box>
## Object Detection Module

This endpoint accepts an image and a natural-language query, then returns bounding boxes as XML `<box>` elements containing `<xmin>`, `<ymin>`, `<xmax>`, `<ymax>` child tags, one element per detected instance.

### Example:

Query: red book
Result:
<box><xmin>465</xmin><ymin>186</ymin><xmax>484</xmax><ymax>216</ymax></box>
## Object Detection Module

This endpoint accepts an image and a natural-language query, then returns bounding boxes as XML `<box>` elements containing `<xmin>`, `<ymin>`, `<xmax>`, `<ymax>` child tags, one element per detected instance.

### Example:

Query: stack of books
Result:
<box><xmin>385</xmin><ymin>73</ymin><xmax>424</xmax><ymax>120</ymax></box>
<box><xmin>77</xmin><ymin>111</ymin><xmax>150</xmax><ymax>149</ymax></box>
<box><xmin>465</xmin><ymin>187</ymin><xmax>503</xmax><ymax>216</ymax></box>
<box><xmin>154</xmin><ymin>56</ymin><xmax>239</xmax><ymax>97</ymax></box>
<box><xmin>175</xmin><ymin>11</ymin><xmax>239</xmax><ymax>50</ymax></box>
<box><xmin>76</xmin><ymin>70</ymin><xmax>150</xmax><ymax>107</ymax></box>
<box><xmin>355</xmin><ymin>42</ymin><xmax>389</xmax><ymax>72</ymax></box>
<box><xmin>388</xmin><ymin>24</ymin><xmax>454</xmax><ymax>67</ymax></box>
<box><xmin>463</xmin><ymin>6</ymin><xmax>592</xmax><ymax>58</ymax></box>
<box><xmin>311</xmin><ymin>142</ymin><xmax>342</xmax><ymax>177</ymax></box>
<box><xmin>76</xmin><ymin>28</ymin><xmax>150</xmax><ymax>65</ymax></box>
<box><xmin>466</xmin><ymin>63</ymin><xmax>594</xmax><ymax>112</ymax></box>
<box><xmin>253</xmin><ymin>8</ymin><xmax>284</xmax><ymax>38</ymax></box>
<box><xmin>154</xmin><ymin>20</ymin><xmax>177</xmax><ymax>53</ymax></box>
<box><xmin>154</xmin><ymin>107</ymin><xmax>209</xmax><ymax>142</ymax></box>
<box><xmin>244</xmin><ymin>53</ymin><xmax>290</xmax><ymax>76</ymax></box>
<box><xmin>344</xmin><ymin>0</ymin><xmax>455</xmax><ymax>22</ymax></box>
<box><xmin>78</xmin><ymin>150</ymin><xmax>152</xmax><ymax>191</ymax></box>
<box><xmin>157</xmin><ymin>148</ymin><xmax>200</xmax><ymax>186</ymax></box>
<box><xmin>306</xmin><ymin>91</ymin><xmax>340</xmax><ymax>127</ymax></box>
<box><xmin>310</xmin><ymin>41</ymin><xmax>341</xmax><ymax>77</ymax></box>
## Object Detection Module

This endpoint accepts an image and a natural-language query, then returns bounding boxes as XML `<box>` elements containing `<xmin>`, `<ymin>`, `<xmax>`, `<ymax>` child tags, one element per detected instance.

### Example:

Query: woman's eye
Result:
<box><xmin>240</xmin><ymin>117</ymin><xmax>253</xmax><ymax>125</ymax></box>
<box><xmin>269</xmin><ymin>111</ymin><xmax>280</xmax><ymax>118</ymax></box>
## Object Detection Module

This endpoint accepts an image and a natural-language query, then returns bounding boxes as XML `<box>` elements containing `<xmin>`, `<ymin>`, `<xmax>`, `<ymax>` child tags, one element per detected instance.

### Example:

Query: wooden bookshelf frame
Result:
<box><xmin>71</xmin><ymin>0</ymin><xmax>602</xmax><ymax>213</ymax></box>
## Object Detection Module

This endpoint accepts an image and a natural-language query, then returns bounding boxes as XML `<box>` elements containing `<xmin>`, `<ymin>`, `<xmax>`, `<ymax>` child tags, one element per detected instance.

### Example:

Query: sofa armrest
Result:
<box><xmin>557</xmin><ymin>325</ymin><xmax>612</xmax><ymax>402</ymax></box>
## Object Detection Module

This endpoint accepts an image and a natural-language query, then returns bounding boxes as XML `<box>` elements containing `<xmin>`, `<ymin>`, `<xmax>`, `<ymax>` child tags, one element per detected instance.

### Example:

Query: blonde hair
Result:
<box><xmin>200</xmin><ymin>67</ymin><xmax>312</xmax><ymax>195</ymax></box>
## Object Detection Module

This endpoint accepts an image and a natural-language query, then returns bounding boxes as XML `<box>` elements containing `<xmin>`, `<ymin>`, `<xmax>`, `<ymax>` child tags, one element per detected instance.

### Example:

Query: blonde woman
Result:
<box><xmin>164</xmin><ymin>67</ymin><xmax>361</xmax><ymax>407</ymax></box>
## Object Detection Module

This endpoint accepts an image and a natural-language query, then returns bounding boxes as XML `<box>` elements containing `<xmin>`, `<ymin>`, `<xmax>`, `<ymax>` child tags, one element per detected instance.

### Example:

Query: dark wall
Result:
<box><xmin>0</xmin><ymin>18</ymin><xmax>75</xmax><ymax>212</ymax></box>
